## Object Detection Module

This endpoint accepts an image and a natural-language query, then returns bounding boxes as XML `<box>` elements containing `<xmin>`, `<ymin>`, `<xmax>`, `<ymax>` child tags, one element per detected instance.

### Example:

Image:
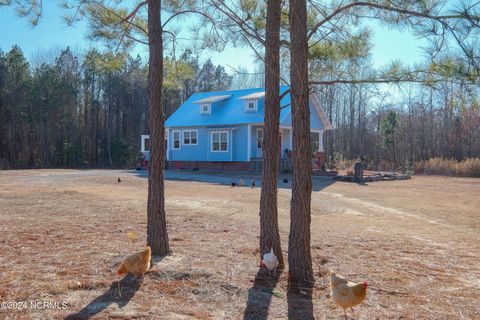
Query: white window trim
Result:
<box><xmin>200</xmin><ymin>103</ymin><xmax>211</xmax><ymax>115</ymax></box>
<box><xmin>210</xmin><ymin>130</ymin><xmax>229</xmax><ymax>152</ymax></box>
<box><xmin>172</xmin><ymin>130</ymin><xmax>181</xmax><ymax>150</ymax></box>
<box><xmin>182</xmin><ymin>129</ymin><xmax>198</xmax><ymax>146</ymax></box>
<box><xmin>245</xmin><ymin>99</ymin><xmax>258</xmax><ymax>112</ymax></box>
<box><xmin>256</xmin><ymin>128</ymin><xmax>263</xmax><ymax>149</ymax></box>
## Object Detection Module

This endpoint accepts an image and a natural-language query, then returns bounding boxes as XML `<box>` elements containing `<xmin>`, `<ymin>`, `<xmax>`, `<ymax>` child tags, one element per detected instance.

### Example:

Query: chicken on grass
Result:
<box><xmin>117</xmin><ymin>246</ymin><xmax>151</xmax><ymax>279</ymax></box>
<box><xmin>330</xmin><ymin>272</ymin><xmax>368</xmax><ymax>319</ymax></box>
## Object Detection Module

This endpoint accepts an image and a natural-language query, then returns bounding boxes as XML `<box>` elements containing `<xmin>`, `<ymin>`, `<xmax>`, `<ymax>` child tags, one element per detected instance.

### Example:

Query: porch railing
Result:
<box><xmin>249</xmin><ymin>157</ymin><xmax>293</xmax><ymax>173</ymax></box>
<box><xmin>250</xmin><ymin>156</ymin><xmax>323</xmax><ymax>173</ymax></box>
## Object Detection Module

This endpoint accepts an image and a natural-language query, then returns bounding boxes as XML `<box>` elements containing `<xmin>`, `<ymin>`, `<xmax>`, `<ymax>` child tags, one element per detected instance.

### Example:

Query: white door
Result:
<box><xmin>256</xmin><ymin>128</ymin><xmax>263</xmax><ymax>158</ymax></box>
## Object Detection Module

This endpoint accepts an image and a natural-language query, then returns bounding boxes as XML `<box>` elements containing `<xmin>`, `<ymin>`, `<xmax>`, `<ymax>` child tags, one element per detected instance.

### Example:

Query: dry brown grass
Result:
<box><xmin>0</xmin><ymin>170</ymin><xmax>479</xmax><ymax>319</ymax></box>
<box><xmin>416</xmin><ymin>157</ymin><xmax>480</xmax><ymax>177</ymax></box>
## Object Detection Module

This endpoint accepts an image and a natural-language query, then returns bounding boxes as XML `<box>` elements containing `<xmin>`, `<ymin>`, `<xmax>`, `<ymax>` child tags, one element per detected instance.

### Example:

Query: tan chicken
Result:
<box><xmin>330</xmin><ymin>272</ymin><xmax>368</xmax><ymax>319</ymax></box>
<box><xmin>117</xmin><ymin>246</ymin><xmax>151</xmax><ymax>277</ymax></box>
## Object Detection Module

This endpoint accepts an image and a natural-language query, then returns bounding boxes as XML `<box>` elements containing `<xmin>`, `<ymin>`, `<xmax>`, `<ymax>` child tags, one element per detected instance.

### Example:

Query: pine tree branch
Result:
<box><xmin>115</xmin><ymin>1</ymin><xmax>147</xmax><ymax>52</ymax></box>
<box><xmin>123</xmin><ymin>0</ymin><xmax>147</xmax><ymax>22</ymax></box>
<box><xmin>279</xmin><ymin>88</ymin><xmax>290</xmax><ymax>100</ymax></box>
<box><xmin>208</xmin><ymin>0</ymin><xmax>266</xmax><ymax>46</ymax></box>
<box><xmin>162</xmin><ymin>9</ymin><xmax>214</xmax><ymax>28</ymax></box>
<box><xmin>90</xmin><ymin>0</ymin><xmax>148</xmax><ymax>35</ymax></box>
<box><xmin>309</xmin><ymin>77</ymin><xmax>475</xmax><ymax>86</ymax></box>
<box><xmin>307</xmin><ymin>1</ymin><xmax>480</xmax><ymax>41</ymax></box>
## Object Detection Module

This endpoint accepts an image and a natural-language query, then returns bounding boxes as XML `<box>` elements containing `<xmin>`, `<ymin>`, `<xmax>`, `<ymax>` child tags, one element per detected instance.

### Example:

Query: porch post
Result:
<box><xmin>247</xmin><ymin>124</ymin><xmax>252</xmax><ymax>161</ymax></box>
<box><xmin>165</xmin><ymin>129</ymin><xmax>169</xmax><ymax>161</ymax></box>
<box><xmin>289</xmin><ymin>128</ymin><xmax>293</xmax><ymax>150</ymax></box>
<box><xmin>141</xmin><ymin>134</ymin><xmax>149</xmax><ymax>152</ymax></box>
<box><xmin>230</xmin><ymin>128</ymin><xmax>233</xmax><ymax>161</ymax></box>
<box><xmin>318</xmin><ymin>130</ymin><xmax>323</xmax><ymax>152</ymax></box>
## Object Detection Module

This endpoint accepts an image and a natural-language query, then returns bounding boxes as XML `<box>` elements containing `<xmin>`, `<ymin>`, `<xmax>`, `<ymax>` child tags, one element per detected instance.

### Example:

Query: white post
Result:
<box><xmin>289</xmin><ymin>128</ymin><xmax>293</xmax><ymax>150</ymax></box>
<box><xmin>318</xmin><ymin>130</ymin><xmax>324</xmax><ymax>152</ymax></box>
<box><xmin>140</xmin><ymin>134</ymin><xmax>150</xmax><ymax>152</ymax></box>
<box><xmin>279</xmin><ymin>129</ymin><xmax>283</xmax><ymax>157</ymax></box>
<box><xmin>165</xmin><ymin>129</ymin><xmax>169</xmax><ymax>161</ymax></box>
<box><xmin>247</xmin><ymin>124</ymin><xmax>252</xmax><ymax>161</ymax></box>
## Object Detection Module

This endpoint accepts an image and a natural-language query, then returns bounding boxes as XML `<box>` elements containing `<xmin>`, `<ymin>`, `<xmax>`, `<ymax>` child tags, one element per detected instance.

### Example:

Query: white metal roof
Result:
<box><xmin>193</xmin><ymin>95</ymin><xmax>231</xmax><ymax>104</ymax></box>
<box><xmin>238</xmin><ymin>92</ymin><xmax>265</xmax><ymax>100</ymax></box>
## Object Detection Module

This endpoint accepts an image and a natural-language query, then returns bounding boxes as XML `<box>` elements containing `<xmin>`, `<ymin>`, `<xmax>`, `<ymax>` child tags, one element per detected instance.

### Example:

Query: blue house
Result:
<box><xmin>141</xmin><ymin>86</ymin><xmax>332</xmax><ymax>171</ymax></box>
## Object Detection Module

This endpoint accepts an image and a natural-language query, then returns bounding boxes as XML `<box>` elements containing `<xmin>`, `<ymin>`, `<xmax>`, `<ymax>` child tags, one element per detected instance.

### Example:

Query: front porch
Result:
<box><xmin>247</xmin><ymin>126</ymin><xmax>326</xmax><ymax>173</ymax></box>
<box><xmin>248</xmin><ymin>151</ymin><xmax>326</xmax><ymax>173</ymax></box>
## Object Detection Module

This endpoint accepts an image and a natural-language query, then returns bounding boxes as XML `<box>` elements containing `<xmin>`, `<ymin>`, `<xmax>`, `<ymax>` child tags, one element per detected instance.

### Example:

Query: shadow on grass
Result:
<box><xmin>130</xmin><ymin>169</ymin><xmax>336</xmax><ymax>192</ymax></box>
<box><xmin>355</xmin><ymin>181</ymin><xmax>368</xmax><ymax>186</ymax></box>
<box><xmin>287</xmin><ymin>281</ymin><xmax>314</xmax><ymax>320</ymax></box>
<box><xmin>64</xmin><ymin>274</ymin><xmax>140</xmax><ymax>320</ymax></box>
<box><xmin>243</xmin><ymin>267</ymin><xmax>281</xmax><ymax>320</ymax></box>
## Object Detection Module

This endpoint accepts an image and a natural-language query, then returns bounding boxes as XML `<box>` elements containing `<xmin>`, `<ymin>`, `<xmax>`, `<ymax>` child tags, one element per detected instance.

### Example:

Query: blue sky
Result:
<box><xmin>0</xmin><ymin>2</ymin><xmax>429</xmax><ymax>72</ymax></box>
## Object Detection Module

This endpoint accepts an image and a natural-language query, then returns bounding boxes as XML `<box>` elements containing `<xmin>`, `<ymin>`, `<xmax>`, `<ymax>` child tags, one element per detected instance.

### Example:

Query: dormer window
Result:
<box><xmin>200</xmin><ymin>104</ymin><xmax>211</xmax><ymax>115</ymax></box>
<box><xmin>194</xmin><ymin>95</ymin><xmax>230</xmax><ymax>114</ymax></box>
<box><xmin>245</xmin><ymin>99</ymin><xmax>258</xmax><ymax>112</ymax></box>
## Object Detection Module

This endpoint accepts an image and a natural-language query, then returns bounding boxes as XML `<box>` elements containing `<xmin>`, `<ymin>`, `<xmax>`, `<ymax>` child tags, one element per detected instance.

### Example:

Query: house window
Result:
<box><xmin>200</xmin><ymin>104</ymin><xmax>211</xmax><ymax>114</ymax></box>
<box><xmin>211</xmin><ymin>131</ymin><xmax>228</xmax><ymax>152</ymax></box>
<box><xmin>183</xmin><ymin>130</ymin><xmax>198</xmax><ymax>145</ymax></box>
<box><xmin>257</xmin><ymin>128</ymin><xmax>263</xmax><ymax>149</ymax></box>
<box><xmin>245</xmin><ymin>99</ymin><xmax>257</xmax><ymax>112</ymax></box>
<box><xmin>172</xmin><ymin>130</ymin><xmax>181</xmax><ymax>150</ymax></box>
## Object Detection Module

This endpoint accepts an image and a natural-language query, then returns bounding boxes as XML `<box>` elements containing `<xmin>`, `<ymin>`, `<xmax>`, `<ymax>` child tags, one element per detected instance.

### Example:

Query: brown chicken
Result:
<box><xmin>330</xmin><ymin>272</ymin><xmax>368</xmax><ymax>319</ymax></box>
<box><xmin>117</xmin><ymin>246</ymin><xmax>151</xmax><ymax>277</ymax></box>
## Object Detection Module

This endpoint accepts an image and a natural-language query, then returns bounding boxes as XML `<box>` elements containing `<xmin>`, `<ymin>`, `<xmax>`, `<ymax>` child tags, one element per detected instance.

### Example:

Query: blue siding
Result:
<box><xmin>280</xmin><ymin>104</ymin><xmax>325</xmax><ymax>131</ymax></box>
<box><xmin>309</xmin><ymin>104</ymin><xmax>325</xmax><ymax>130</ymax></box>
<box><xmin>167</xmin><ymin>125</ymin><xmax>251</xmax><ymax>162</ymax></box>
<box><xmin>168</xmin><ymin>127</ymin><xmax>208</xmax><ymax>161</ymax></box>
<box><xmin>232</xmin><ymin>125</ymin><xmax>248</xmax><ymax>161</ymax></box>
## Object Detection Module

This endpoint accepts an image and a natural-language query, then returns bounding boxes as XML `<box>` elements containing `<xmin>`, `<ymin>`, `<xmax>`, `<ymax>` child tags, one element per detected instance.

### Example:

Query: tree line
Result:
<box><xmin>1</xmin><ymin>44</ymin><xmax>478</xmax><ymax>171</ymax></box>
<box><xmin>0</xmin><ymin>46</ymin><xmax>231</xmax><ymax>169</ymax></box>
<box><xmin>314</xmin><ymin>58</ymin><xmax>480</xmax><ymax>171</ymax></box>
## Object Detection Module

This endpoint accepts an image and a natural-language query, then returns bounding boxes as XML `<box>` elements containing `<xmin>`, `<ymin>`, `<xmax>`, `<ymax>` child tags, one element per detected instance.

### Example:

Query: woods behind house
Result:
<box><xmin>0</xmin><ymin>46</ymin><xmax>231</xmax><ymax>168</ymax></box>
<box><xmin>1</xmin><ymin>45</ymin><xmax>479</xmax><ymax>173</ymax></box>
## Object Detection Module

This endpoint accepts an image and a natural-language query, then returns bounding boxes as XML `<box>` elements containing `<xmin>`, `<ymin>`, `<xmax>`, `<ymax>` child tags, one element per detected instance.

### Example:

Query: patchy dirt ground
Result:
<box><xmin>0</xmin><ymin>170</ymin><xmax>479</xmax><ymax>320</ymax></box>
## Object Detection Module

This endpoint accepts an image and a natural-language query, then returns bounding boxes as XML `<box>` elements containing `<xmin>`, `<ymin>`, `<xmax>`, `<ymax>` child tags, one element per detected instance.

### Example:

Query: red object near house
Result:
<box><xmin>314</xmin><ymin>151</ymin><xmax>325</xmax><ymax>171</ymax></box>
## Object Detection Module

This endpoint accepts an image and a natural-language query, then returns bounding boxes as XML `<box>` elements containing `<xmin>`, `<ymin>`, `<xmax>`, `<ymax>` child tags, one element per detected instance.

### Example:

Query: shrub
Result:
<box><xmin>456</xmin><ymin>158</ymin><xmax>480</xmax><ymax>177</ymax></box>
<box><xmin>415</xmin><ymin>158</ymin><xmax>480</xmax><ymax>178</ymax></box>
<box><xmin>346</xmin><ymin>167</ymin><xmax>354</xmax><ymax>176</ymax></box>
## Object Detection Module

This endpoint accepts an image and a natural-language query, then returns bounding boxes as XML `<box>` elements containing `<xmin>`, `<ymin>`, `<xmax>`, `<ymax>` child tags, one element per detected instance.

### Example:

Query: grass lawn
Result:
<box><xmin>0</xmin><ymin>170</ymin><xmax>479</xmax><ymax>319</ymax></box>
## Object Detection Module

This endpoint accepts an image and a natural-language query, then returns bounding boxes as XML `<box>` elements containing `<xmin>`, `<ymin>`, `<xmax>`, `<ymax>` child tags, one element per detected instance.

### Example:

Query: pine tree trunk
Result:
<box><xmin>288</xmin><ymin>0</ymin><xmax>314</xmax><ymax>290</ymax></box>
<box><xmin>259</xmin><ymin>0</ymin><xmax>284</xmax><ymax>269</ymax></box>
<box><xmin>147</xmin><ymin>0</ymin><xmax>170</xmax><ymax>256</ymax></box>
